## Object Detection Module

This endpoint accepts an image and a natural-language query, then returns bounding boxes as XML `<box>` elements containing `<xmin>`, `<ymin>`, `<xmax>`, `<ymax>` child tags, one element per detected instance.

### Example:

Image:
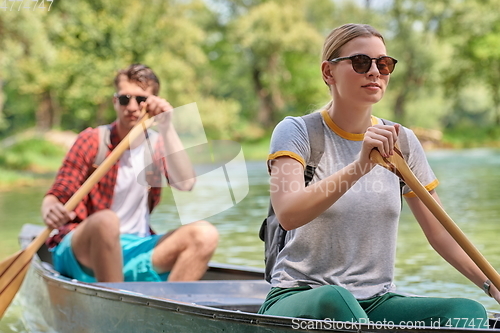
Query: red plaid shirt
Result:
<box><xmin>46</xmin><ymin>121</ymin><xmax>167</xmax><ymax>248</ymax></box>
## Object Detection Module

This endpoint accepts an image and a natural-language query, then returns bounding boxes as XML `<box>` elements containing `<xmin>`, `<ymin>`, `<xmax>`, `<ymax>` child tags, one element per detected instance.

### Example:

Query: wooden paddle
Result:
<box><xmin>0</xmin><ymin>109</ymin><xmax>155</xmax><ymax>318</ymax></box>
<box><xmin>370</xmin><ymin>147</ymin><xmax>500</xmax><ymax>295</ymax></box>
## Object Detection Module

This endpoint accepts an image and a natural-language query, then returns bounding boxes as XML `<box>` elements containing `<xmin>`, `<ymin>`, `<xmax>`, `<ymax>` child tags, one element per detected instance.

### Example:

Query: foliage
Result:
<box><xmin>196</xmin><ymin>96</ymin><xmax>242</xmax><ymax>140</ymax></box>
<box><xmin>0</xmin><ymin>138</ymin><xmax>66</xmax><ymax>171</ymax></box>
<box><xmin>240</xmin><ymin>134</ymin><xmax>272</xmax><ymax>161</ymax></box>
<box><xmin>1</xmin><ymin>0</ymin><xmax>500</xmax><ymax>146</ymax></box>
<box><xmin>443</xmin><ymin>125</ymin><xmax>500</xmax><ymax>148</ymax></box>
<box><xmin>438</xmin><ymin>0</ymin><xmax>500</xmax><ymax>125</ymax></box>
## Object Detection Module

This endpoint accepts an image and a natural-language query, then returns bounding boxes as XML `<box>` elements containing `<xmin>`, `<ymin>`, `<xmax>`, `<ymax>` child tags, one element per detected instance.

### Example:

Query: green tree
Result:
<box><xmin>47</xmin><ymin>0</ymin><xmax>211</xmax><ymax>129</ymax></box>
<box><xmin>1</xmin><ymin>0</ymin><xmax>245</xmax><ymax>139</ymax></box>
<box><xmin>0</xmin><ymin>9</ymin><xmax>56</xmax><ymax>133</ymax></box>
<box><xmin>439</xmin><ymin>0</ymin><xmax>500</xmax><ymax>125</ymax></box>
<box><xmin>380</xmin><ymin>0</ymin><xmax>446</xmax><ymax>125</ymax></box>
<box><xmin>202</xmin><ymin>0</ymin><xmax>335</xmax><ymax>132</ymax></box>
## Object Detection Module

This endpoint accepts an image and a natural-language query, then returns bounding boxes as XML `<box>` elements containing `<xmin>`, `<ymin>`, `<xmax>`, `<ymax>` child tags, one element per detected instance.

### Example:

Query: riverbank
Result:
<box><xmin>0</xmin><ymin>130</ymin><xmax>69</xmax><ymax>190</ymax></box>
<box><xmin>2</xmin><ymin>126</ymin><xmax>500</xmax><ymax>188</ymax></box>
<box><xmin>0</xmin><ymin>170</ymin><xmax>54</xmax><ymax>192</ymax></box>
<box><xmin>0</xmin><ymin>130</ymin><xmax>271</xmax><ymax>189</ymax></box>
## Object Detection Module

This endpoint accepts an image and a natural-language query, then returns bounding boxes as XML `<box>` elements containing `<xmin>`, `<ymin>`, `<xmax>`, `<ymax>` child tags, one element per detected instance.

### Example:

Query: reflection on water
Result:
<box><xmin>2</xmin><ymin>150</ymin><xmax>500</xmax><ymax>332</ymax></box>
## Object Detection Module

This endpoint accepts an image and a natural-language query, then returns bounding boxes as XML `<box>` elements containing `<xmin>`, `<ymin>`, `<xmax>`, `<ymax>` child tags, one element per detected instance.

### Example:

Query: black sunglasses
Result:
<box><xmin>115</xmin><ymin>94</ymin><xmax>148</xmax><ymax>106</ymax></box>
<box><xmin>329</xmin><ymin>54</ymin><xmax>398</xmax><ymax>75</ymax></box>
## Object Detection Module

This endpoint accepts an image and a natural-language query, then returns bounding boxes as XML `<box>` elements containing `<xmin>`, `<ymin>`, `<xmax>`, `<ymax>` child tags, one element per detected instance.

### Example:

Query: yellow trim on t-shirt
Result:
<box><xmin>403</xmin><ymin>179</ymin><xmax>440</xmax><ymax>198</ymax></box>
<box><xmin>321</xmin><ymin>110</ymin><xmax>379</xmax><ymax>141</ymax></box>
<box><xmin>268</xmin><ymin>151</ymin><xmax>306</xmax><ymax>169</ymax></box>
<box><xmin>371</xmin><ymin>116</ymin><xmax>382</xmax><ymax>125</ymax></box>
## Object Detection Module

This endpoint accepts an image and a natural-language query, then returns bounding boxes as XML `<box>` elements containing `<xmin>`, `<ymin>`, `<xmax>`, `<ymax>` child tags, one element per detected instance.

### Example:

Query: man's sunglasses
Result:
<box><xmin>114</xmin><ymin>94</ymin><xmax>148</xmax><ymax>106</ymax></box>
<box><xmin>329</xmin><ymin>54</ymin><xmax>398</xmax><ymax>75</ymax></box>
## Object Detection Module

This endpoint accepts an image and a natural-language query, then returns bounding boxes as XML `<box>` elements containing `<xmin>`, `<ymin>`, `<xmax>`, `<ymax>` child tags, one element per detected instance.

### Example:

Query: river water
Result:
<box><xmin>1</xmin><ymin>149</ymin><xmax>500</xmax><ymax>332</ymax></box>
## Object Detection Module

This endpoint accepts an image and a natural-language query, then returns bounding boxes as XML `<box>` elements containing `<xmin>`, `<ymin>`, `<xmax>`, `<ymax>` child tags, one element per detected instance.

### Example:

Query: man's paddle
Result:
<box><xmin>370</xmin><ymin>147</ymin><xmax>500</xmax><ymax>295</ymax></box>
<box><xmin>0</xmin><ymin>110</ymin><xmax>154</xmax><ymax>318</ymax></box>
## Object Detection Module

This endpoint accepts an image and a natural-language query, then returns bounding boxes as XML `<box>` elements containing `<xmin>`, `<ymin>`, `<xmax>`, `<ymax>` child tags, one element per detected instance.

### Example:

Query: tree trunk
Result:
<box><xmin>252</xmin><ymin>66</ymin><xmax>275</xmax><ymax>128</ymax></box>
<box><xmin>268</xmin><ymin>53</ymin><xmax>285</xmax><ymax>113</ymax></box>
<box><xmin>49</xmin><ymin>90</ymin><xmax>62</xmax><ymax>129</ymax></box>
<box><xmin>493</xmin><ymin>89</ymin><xmax>500</xmax><ymax>126</ymax></box>
<box><xmin>0</xmin><ymin>79</ymin><xmax>5</xmax><ymax>130</ymax></box>
<box><xmin>491</xmin><ymin>72</ymin><xmax>500</xmax><ymax>125</ymax></box>
<box><xmin>393</xmin><ymin>90</ymin><xmax>408</xmax><ymax>124</ymax></box>
<box><xmin>35</xmin><ymin>91</ymin><xmax>53</xmax><ymax>131</ymax></box>
<box><xmin>95</xmin><ymin>101</ymin><xmax>110</xmax><ymax>125</ymax></box>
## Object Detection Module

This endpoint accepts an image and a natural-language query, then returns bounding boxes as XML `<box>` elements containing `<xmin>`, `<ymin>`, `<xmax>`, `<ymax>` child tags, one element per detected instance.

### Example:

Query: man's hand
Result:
<box><xmin>41</xmin><ymin>195</ymin><xmax>76</xmax><ymax>229</ymax></box>
<box><xmin>142</xmin><ymin>96</ymin><xmax>173</xmax><ymax>117</ymax></box>
<box><xmin>141</xmin><ymin>96</ymin><xmax>174</xmax><ymax>132</ymax></box>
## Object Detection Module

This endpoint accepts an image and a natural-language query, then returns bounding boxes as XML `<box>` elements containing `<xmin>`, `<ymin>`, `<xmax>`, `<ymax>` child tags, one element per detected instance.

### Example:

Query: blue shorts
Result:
<box><xmin>51</xmin><ymin>231</ymin><xmax>170</xmax><ymax>282</ymax></box>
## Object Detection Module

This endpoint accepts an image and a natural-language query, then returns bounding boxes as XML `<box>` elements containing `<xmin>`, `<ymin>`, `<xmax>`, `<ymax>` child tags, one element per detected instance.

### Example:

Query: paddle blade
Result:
<box><xmin>0</xmin><ymin>251</ymin><xmax>22</xmax><ymax>275</ymax></box>
<box><xmin>0</xmin><ymin>227</ymin><xmax>50</xmax><ymax>319</ymax></box>
<box><xmin>0</xmin><ymin>261</ymin><xmax>30</xmax><ymax>318</ymax></box>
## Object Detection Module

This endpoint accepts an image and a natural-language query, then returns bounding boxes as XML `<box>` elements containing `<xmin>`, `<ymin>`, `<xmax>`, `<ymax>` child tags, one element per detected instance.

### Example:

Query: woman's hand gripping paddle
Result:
<box><xmin>0</xmin><ymin>109</ymin><xmax>155</xmax><ymax>318</ymax></box>
<box><xmin>370</xmin><ymin>147</ymin><xmax>500</xmax><ymax>297</ymax></box>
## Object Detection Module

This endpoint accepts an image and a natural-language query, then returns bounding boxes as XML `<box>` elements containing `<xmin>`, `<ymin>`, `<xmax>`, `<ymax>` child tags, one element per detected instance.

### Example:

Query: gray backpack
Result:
<box><xmin>258</xmin><ymin>113</ymin><xmax>409</xmax><ymax>283</ymax></box>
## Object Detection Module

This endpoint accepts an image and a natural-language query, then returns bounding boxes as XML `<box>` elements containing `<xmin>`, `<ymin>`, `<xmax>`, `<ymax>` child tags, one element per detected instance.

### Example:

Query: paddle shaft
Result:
<box><xmin>371</xmin><ymin>149</ymin><xmax>500</xmax><ymax>294</ymax></box>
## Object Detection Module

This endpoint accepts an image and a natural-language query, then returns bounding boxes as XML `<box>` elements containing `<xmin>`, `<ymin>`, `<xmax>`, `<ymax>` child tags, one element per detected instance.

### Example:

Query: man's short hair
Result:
<box><xmin>114</xmin><ymin>64</ymin><xmax>160</xmax><ymax>95</ymax></box>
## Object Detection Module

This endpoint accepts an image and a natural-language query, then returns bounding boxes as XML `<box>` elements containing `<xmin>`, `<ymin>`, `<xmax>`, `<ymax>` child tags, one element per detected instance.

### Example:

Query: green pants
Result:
<box><xmin>258</xmin><ymin>286</ymin><xmax>488</xmax><ymax>329</ymax></box>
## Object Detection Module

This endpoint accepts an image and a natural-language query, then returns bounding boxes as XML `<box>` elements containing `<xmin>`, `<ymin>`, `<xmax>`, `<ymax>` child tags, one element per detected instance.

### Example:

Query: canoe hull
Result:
<box><xmin>16</xmin><ymin>224</ymin><xmax>500</xmax><ymax>333</ymax></box>
<box><xmin>21</xmin><ymin>259</ymin><xmax>283</xmax><ymax>333</ymax></box>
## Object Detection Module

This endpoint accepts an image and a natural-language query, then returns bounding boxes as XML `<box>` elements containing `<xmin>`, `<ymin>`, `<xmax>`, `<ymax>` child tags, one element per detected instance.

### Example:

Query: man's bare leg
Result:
<box><xmin>152</xmin><ymin>220</ymin><xmax>218</xmax><ymax>281</ymax></box>
<box><xmin>71</xmin><ymin>209</ymin><xmax>123</xmax><ymax>282</ymax></box>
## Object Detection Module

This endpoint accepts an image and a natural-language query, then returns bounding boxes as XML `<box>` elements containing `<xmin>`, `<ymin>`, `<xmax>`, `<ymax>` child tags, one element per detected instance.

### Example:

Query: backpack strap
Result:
<box><xmin>94</xmin><ymin>125</ymin><xmax>112</xmax><ymax>168</ymax></box>
<box><xmin>85</xmin><ymin>125</ymin><xmax>111</xmax><ymax>178</ymax></box>
<box><xmin>142</xmin><ymin>129</ymin><xmax>159</xmax><ymax>186</ymax></box>
<box><xmin>302</xmin><ymin>112</ymin><xmax>325</xmax><ymax>186</ymax></box>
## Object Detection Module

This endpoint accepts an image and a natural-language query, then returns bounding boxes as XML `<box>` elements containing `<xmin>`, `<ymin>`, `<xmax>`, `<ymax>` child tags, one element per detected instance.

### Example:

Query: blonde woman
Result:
<box><xmin>259</xmin><ymin>23</ymin><xmax>496</xmax><ymax>328</ymax></box>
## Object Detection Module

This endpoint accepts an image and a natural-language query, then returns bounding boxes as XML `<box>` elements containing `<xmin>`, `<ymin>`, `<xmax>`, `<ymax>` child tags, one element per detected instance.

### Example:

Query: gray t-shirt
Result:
<box><xmin>267</xmin><ymin>110</ymin><xmax>438</xmax><ymax>300</ymax></box>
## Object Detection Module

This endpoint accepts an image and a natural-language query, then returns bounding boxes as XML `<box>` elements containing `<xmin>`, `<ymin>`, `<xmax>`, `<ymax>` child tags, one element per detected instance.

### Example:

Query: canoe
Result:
<box><xmin>17</xmin><ymin>224</ymin><xmax>500</xmax><ymax>333</ymax></box>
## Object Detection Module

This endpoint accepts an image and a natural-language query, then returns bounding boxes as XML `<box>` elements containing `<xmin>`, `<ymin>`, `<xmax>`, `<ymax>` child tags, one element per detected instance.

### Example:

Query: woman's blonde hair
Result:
<box><xmin>322</xmin><ymin>23</ymin><xmax>385</xmax><ymax>62</ymax></box>
<box><xmin>316</xmin><ymin>24</ymin><xmax>385</xmax><ymax>111</ymax></box>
